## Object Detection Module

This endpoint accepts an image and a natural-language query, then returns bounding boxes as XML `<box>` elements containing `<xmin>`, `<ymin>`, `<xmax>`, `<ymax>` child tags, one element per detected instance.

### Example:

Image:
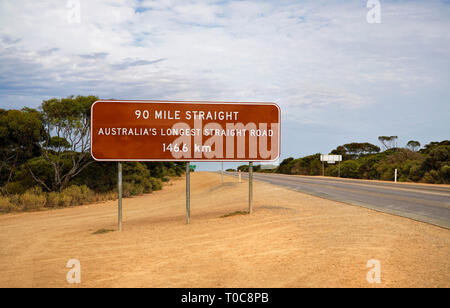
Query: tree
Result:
<box><xmin>406</xmin><ymin>140</ymin><xmax>420</xmax><ymax>152</ymax></box>
<box><xmin>0</xmin><ymin>108</ymin><xmax>45</xmax><ymax>193</ymax></box>
<box><xmin>27</xmin><ymin>95</ymin><xmax>98</xmax><ymax>192</ymax></box>
<box><xmin>330</xmin><ymin>142</ymin><xmax>380</xmax><ymax>159</ymax></box>
<box><xmin>339</xmin><ymin>160</ymin><xmax>361</xmax><ymax>178</ymax></box>
<box><xmin>420</xmin><ymin>140</ymin><xmax>450</xmax><ymax>154</ymax></box>
<box><xmin>378</xmin><ymin>136</ymin><xmax>398</xmax><ymax>150</ymax></box>
<box><xmin>331</xmin><ymin>146</ymin><xmax>346</xmax><ymax>156</ymax></box>
<box><xmin>237</xmin><ymin>164</ymin><xmax>249</xmax><ymax>172</ymax></box>
<box><xmin>421</xmin><ymin>145</ymin><xmax>450</xmax><ymax>184</ymax></box>
<box><xmin>276</xmin><ymin>157</ymin><xmax>294</xmax><ymax>174</ymax></box>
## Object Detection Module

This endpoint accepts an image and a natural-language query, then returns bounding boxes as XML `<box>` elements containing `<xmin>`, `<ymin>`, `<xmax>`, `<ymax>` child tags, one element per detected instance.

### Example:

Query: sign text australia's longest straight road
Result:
<box><xmin>91</xmin><ymin>100</ymin><xmax>280</xmax><ymax>161</ymax></box>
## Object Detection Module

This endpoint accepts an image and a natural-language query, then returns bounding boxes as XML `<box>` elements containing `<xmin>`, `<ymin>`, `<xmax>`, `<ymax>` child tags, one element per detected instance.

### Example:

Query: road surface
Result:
<box><xmin>225</xmin><ymin>172</ymin><xmax>450</xmax><ymax>229</ymax></box>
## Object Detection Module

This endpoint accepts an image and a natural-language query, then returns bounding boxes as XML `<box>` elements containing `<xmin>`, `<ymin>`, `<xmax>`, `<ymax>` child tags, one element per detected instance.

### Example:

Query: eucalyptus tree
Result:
<box><xmin>378</xmin><ymin>136</ymin><xmax>398</xmax><ymax>150</ymax></box>
<box><xmin>27</xmin><ymin>95</ymin><xmax>98</xmax><ymax>191</ymax></box>
<box><xmin>0</xmin><ymin>108</ymin><xmax>45</xmax><ymax>193</ymax></box>
<box><xmin>406</xmin><ymin>140</ymin><xmax>421</xmax><ymax>152</ymax></box>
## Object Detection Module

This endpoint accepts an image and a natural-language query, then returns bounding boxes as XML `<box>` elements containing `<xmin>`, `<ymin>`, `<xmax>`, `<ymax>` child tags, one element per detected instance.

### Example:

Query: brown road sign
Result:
<box><xmin>90</xmin><ymin>100</ymin><xmax>280</xmax><ymax>161</ymax></box>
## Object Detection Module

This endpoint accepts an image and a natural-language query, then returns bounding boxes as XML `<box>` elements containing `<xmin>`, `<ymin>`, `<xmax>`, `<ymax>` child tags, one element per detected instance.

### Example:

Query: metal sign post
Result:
<box><xmin>249</xmin><ymin>162</ymin><xmax>253</xmax><ymax>214</ymax></box>
<box><xmin>221</xmin><ymin>162</ymin><xmax>224</xmax><ymax>184</ymax></box>
<box><xmin>186</xmin><ymin>162</ymin><xmax>191</xmax><ymax>224</ymax></box>
<box><xmin>118</xmin><ymin>162</ymin><xmax>123</xmax><ymax>232</ymax></box>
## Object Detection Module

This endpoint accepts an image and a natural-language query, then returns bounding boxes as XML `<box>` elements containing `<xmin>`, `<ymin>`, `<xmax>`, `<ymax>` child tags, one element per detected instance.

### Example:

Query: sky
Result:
<box><xmin>0</xmin><ymin>0</ymin><xmax>449</xmax><ymax>171</ymax></box>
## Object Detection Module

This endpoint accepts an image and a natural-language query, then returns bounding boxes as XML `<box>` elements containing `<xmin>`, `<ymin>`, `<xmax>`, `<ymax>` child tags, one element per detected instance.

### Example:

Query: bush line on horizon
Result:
<box><xmin>0</xmin><ymin>178</ymin><xmax>167</xmax><ymax>213</ymax></box>
<box><xmin>237</xmin><ymin>141</ymin><xmax>449</xmax><ymax>184</ymax></box>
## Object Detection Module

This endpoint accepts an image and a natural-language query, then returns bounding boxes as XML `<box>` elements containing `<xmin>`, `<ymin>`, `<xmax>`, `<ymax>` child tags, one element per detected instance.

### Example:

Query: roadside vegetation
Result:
<box><xmin>0</xmin><ymin>96</ymin><xmax>186</xmax><ymax>213</ymax></box>
<box><xmin>237</xmin><ymin>140</ymin><xmax>449</xmax><ymax>184</ymax></box>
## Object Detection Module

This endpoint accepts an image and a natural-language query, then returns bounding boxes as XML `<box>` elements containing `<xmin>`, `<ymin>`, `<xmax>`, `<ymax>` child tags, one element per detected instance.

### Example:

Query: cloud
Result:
<box><xmin>0</xmin><ymin>34</ymin><xmax>21</xmax><ymax>45</ymax></box>
<box><xmin>0</xmin><ymin>0</ymin><xmax>449</xmax><ymax>132</ymax></box>
<box><xmin>78</xmin><ymin>52</ymin><xmax>108</xmax><ymax>59</ymax></box>
<box><xmin>38</xmin><ymin>48</ymin><xmax>60</xmax><ymax>56</ymax></box>
<box><xmin>112</xmin><ymin>57</ymin><xmax>166</xmax><ymax>70</ymax></box>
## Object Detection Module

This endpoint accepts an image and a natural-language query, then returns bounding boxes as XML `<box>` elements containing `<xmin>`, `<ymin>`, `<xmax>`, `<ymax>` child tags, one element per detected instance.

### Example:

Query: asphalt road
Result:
<box><xmin>224</xmin><ymin>172</ymin><xmax>450</xmax><ymax>229</ymax></box>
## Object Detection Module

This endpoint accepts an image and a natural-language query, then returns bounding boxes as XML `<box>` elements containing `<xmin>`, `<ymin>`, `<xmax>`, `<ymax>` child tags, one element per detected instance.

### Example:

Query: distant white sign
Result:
<box><xmin>320</xmin><ymin>154</ymin><xmax>342</xmax><ymax>163</ymax></box>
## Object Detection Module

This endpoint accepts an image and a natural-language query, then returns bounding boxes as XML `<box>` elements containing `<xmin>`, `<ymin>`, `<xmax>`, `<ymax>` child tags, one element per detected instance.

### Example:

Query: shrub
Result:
<box><xmin>79</xmin><ymin>185</ymin><xmax>95</xmax><ymax>202</ymax></box>
<box><xmin>1</xmin><ymin>158</ymin><xmax>180</xmax><ymax>213</ymax></box>
<box><xmin>46</xmin><ymin>192</ymin><xmax>61</xmax><ymax>208</ymax></box>
<box><xmin>8</xmin><ymin>194</ymin><xmax>20</xmax><ymax>205</ymax></box>
<box><xmin>121</xmin><ymin>177</ymin><xmax>163</xmax><ymax>197</ymax></box>
<box><xmin>59</xmin><ymin>194</ymin><xmax>73</xmax><ymax>207</ymax></box>
<box><xmin>20</xmin><ymin>187</ymin><xmax>46</xmax><ymax>211</ymax></box>
<box><xmin>0</xmin><ymin>196</ymin><xmax>17</xmax><ymax>213</ymax></box>
<box><xmin>60</xmin><ymin>185</ymin><xmax>95</xmax><ymax>206</ymax></box>
<box><xmin>423</xmin><ymin>170</ymin><xmax>441</xmax><ymax>184</ymax></box>
<box><xmin>142</xmin><ymin>178</ymin><xmax>153</xmax><ymax>193</ymax></box>
<box><xmin>62</xmin><ymin>185</ymin><xmax>81</xmax><ymax>205</ymax></box>
<box><xmin>94</xmin><ymin>191</ymin><xmax>117</xmax><ymax>202</ymax></box>
<box><xmin>237</xmin><ymin>164</ymin><xmax>250</xmax><ymax>172</ymax></box>
<box><xmin>440</xmin><ymin>164</ymin><xmax>450</xmax><ymax>184</ymax></box>
<box><xmin>149</xmin><ymin>177</ymin><xmax>162</xmax><ymax>191</ymax></box>
<box><xmin>408</xmin><ymin>162</ymin><xmax>424</xmax><ymax>182</ymax></box>
<box><xmin>339</xmin><ymin>161</ymin><xmax>360</xmax><ymax>178</ymax></box>
<box><xmin>166</xmin><ymin>169</ymin><xmax>176</xmax><ymax>177</ymax></box>
<box><xmin>325</xmin><ymin>165</ymin><xmax>338</xmax><ymax>177</ymax></box>
<box><xmin>122</xmin><ymin>182</ymin><xmax>134</xmax><ymax>197</ymax></box>
<box><xmin>3</xmin><ymin>181</ymin><xmax>27</xmax><ymax>195</ymax></box>
<box><xmin>379</xmin><ymin>166</ymin><xmax>395</xmax><ymax>181</ymax></box>
<box><xmin>131</xmin><ymin>183</ymin><xmax>145</xmax><ymax>196</ymax></box>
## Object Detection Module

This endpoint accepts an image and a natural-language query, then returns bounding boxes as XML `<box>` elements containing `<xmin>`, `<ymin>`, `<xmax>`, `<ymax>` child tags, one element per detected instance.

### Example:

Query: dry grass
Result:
<box><xmin>92</xmin><ymin>228</ymin><xmax>115</xmax><ymax>235</ymax></box>
<box><xmin>221</xmin><ymin>210</ymin><xmax>249</xmax><ymax>218</ymax></box>
<box><xmin>0</xmin><ymin>195</ymin><xmax>17</xmax><ymax>213</ymax></box>
<box><xmin>0</xmin><ymin>185</ymin><xmax>118</xmax><ymax>213</ymax></box>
